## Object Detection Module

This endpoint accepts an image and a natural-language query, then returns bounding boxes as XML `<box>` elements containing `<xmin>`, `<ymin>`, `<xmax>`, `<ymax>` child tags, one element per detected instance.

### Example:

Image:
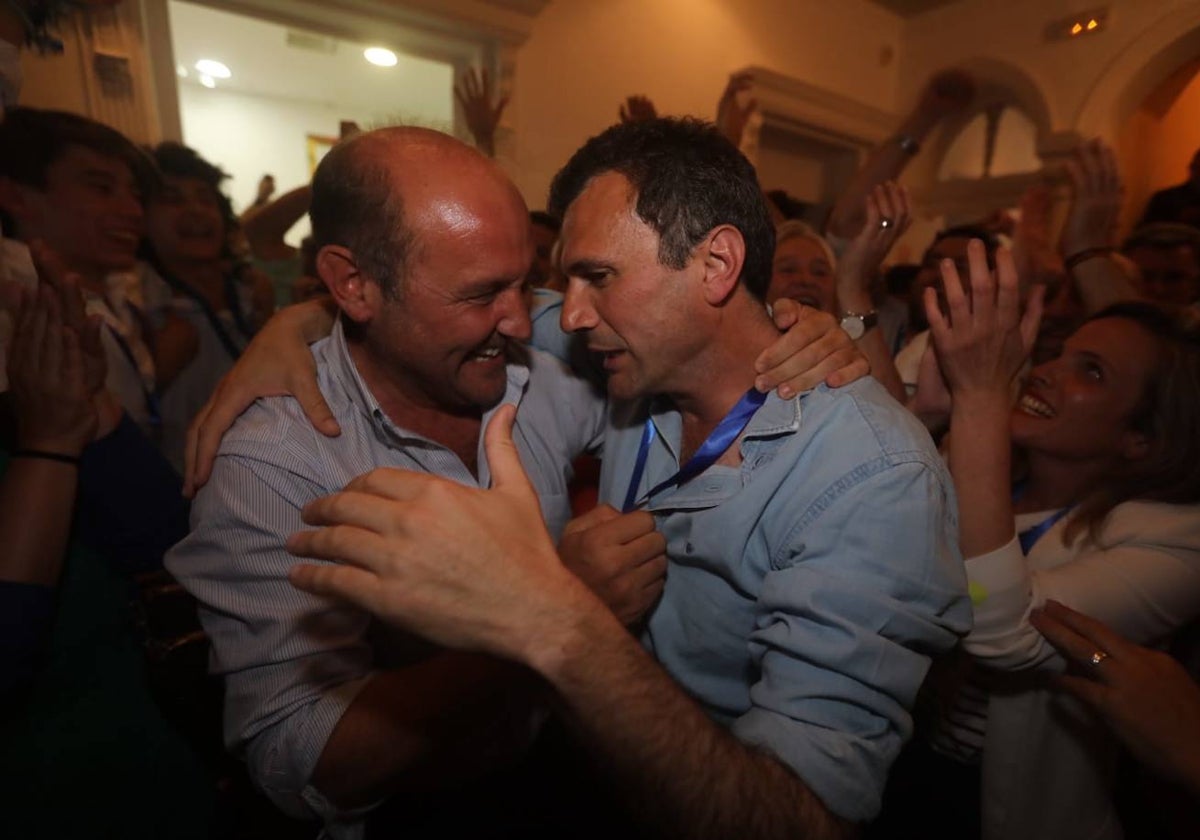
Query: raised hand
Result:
<box><xmin>454</xmin><ymin>67</ymin><xmax>509</xmax><ymax>157</ymax></box>
<box><xmin>618</xmin><ymin>94</ymin><xmax>658</xmax><ymax>124</ymax></box>
<box><xmin>287</xmin><ymin>405</ymin><xmax>585</xmax><ymax>662</ymax></box>
<box><xmin>837</xmin><ymin>182</ymin><xmax>911</xmax><ymax>304</ymax></box>
<box><xmin>715</xmin><ymin>71</ymin><xmax>757</xmax><ymax>149</ymax></box>
<box><xmin>27</xmin><ymin>240</ymin><xmax>106</xmax><ymax>396</ymax></box>
<box><xmin>7</xmin><ymin>286</ymin><xmax>99</xmax><ymax>456</ymax></box>
<box><xmin>1059</xmin><ymin>138</ymin><xmax>1123</xmax><ymax>260</ymax></box>
<box><xmin>915</xmin><ymin>67</ymin><xmax>975</xmax><ymax>123</ymax></box>
<box><xmin>559</xmin><ymin>504</ymin><xmax>667</xmax><ymax>626</ymax></box>
<box><xmin>1011</xmin><ymin>182</ymin><xmax>1065</xmax><ymax>288</ymax></box>
<box><xmin>924</xmin><ymin>241</ymin><xmax>1043</xmax><ymax>399</ymax></box>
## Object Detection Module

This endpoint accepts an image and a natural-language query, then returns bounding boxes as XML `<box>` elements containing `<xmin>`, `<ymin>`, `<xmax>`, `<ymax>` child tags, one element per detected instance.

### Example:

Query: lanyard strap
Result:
<box><xmin>1012</xmin><ymin>482</ymin><xmax>1073</xmax><ymax>554</ymax></box>
<box><xmin>157</xmin><ymin>265</ymin><xmax>252</xmax><ymax>361</ymax></box>
<box><xmin>622</xmin><ymin>388</ymin><xmax>767</xmax><ymax>513</ymax></box>
<box><xmin>106</xmin><ymin>324</ymin><xmax>161</xmax><ymax>427</ymax></box>
<box><xmin>1017</xmin><ymin>507</ymin><xmax>1072</xmax><ymax>554</ymax></box>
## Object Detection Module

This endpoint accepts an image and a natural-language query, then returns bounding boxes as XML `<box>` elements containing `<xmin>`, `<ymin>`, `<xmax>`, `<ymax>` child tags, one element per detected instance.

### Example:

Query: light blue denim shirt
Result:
<box><xmin>598</xmin><ymin>378</ymin><xmax>972</xmax><ymax>822</ymax></box>
<box><xmin>167</xmin><ymin>319</ymin><xmax>606</xmax><ymax>830</ymax></box>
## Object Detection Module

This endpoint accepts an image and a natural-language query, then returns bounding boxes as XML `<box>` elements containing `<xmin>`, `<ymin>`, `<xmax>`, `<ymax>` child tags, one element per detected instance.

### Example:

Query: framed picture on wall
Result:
<box><xmin>306</xmin><ymin>134</ymin><xmax>337</xmax><ymax>175</ymax></box>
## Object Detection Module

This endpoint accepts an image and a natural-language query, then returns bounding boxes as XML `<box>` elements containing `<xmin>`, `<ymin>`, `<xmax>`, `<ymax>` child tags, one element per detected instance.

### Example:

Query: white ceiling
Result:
<box><xmin>167</xmin><ymin>0</ymin><xmax>454</xmax><ymax>123</ymax></box>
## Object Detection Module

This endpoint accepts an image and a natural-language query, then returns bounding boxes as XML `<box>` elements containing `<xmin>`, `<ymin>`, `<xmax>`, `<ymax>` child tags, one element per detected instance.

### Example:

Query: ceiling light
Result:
<box><xmin>195</xmin><ymin>59</ymin><xmax>231</xmax><ymax>79</ymax></box>
<box><xmin>199</xmin><ymin>74</ymin><xmax>216</xmax><ymax>89</ymax></box>
<box><xmin>176</xmin><ymin>64</ymin><xmax>187</xmax><ymax>78</ymax></box>
<box><xmin>364</xmin><ymin>47</ymin><xmax>397</xmax><ymax>67</ymax></box>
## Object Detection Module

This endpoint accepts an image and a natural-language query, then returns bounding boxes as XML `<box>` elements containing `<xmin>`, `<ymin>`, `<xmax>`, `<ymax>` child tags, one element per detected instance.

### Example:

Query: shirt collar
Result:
<box><xmin>321</xmin><ymin>317</ymin><xmax>532</xmax><ymax>451</ymax></box>
<box><xmin>644</xmin><ymin>388</ymin><xmax>802</xmax><ymax>459</ymax></box>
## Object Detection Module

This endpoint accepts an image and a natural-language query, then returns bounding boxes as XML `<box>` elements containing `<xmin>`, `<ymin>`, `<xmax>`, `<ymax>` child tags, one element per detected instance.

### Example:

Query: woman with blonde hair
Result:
<box><xmin>920</xmin><ymin>239</ymin><xmax>1200</xmax><ymax>840</ymax></box>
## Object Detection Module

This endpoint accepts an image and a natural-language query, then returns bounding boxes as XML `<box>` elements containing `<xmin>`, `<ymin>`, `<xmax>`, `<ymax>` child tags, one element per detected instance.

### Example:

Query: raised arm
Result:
<box><xmin>925</xmin><ymin>240</ymin><xmax>1042</xmax><ymax>558</ymax></box>
<box><xmin>1058</xmin><ymin>139</ymin><xmax>1139</xmax><ymax>312</ymax></box>
<box><xmin>240</xmin><ymin>185</ymin><xmax>312</xmax><ymax>258</ymax></box>
<box><xmin>826</xmin><ymin>68</ymin><xmax>974</xmax><ymax>240</ymax></box>
<box><xmin>618</xmin><ymin>94</ymin><xmax>658</xmax><ymax>124</ymax></box>
<box><xmin>455</xmin><ymin>67</ymin><xmax>509</xmax><ymax>158</ymax></box>
<box><xmin>834</xmin><ymin>182</ymin><xmax>910</xmax><ymax>402</ymax></box>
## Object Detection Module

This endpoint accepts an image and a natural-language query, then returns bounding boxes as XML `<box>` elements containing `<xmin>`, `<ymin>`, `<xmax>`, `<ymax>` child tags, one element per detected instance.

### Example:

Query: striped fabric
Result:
<box><xmin>166</xmin><ymin>319</ymin><xmax>605</xmax><ymax>829</ymax></box>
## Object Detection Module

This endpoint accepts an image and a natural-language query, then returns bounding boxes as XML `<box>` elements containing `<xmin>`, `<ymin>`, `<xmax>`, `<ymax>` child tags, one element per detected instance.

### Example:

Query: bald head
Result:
<box><xmin>310</xmin><ymin>126</ymin><xmax>523</xmax><ymax>297</ymax></box>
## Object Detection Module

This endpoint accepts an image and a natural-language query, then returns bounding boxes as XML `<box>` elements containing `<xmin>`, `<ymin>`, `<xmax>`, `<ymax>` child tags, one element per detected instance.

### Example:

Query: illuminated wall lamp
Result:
<box><xmin>1046</xmin><ymin>7</ymin><xmax>1108</xmax><ymax>41</ymax></box>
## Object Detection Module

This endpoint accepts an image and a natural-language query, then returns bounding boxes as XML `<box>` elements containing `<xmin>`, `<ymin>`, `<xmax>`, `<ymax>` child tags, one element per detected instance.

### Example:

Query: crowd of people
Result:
<box><xmin>2</xmin><ymin>2</ymin><xmax>1199</xmax><ymax>839</ymax></box>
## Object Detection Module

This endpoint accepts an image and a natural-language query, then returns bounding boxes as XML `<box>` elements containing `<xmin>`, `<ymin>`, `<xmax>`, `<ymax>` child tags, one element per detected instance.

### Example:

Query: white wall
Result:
<box><xmin>505</xmin><ymin>0</ymin><xmax>904</xmax><ymax>208</ymax></box>
<box><xmin>177</xmin><ymin>79</ymin><xmax>452</xmax><ymax>242</ymax></box>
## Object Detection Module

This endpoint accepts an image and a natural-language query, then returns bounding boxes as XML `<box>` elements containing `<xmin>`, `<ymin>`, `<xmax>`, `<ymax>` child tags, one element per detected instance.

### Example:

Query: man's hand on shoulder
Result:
<box><xmin>756</xmin><ymin>301</ymin><xmax>870</xmax><ymax>398</ymax></box>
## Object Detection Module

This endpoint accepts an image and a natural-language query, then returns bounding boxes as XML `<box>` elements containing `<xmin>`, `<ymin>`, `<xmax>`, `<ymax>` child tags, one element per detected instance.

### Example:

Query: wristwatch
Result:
<box><xmin>896</xmin><ymin>133</ymin><xmax>921</xmax><ymax>156</ymax></box>
<box><xmin>839</xmin><ymin>310</ymin><xmax>878</xmax><ymax>340</ymax></box>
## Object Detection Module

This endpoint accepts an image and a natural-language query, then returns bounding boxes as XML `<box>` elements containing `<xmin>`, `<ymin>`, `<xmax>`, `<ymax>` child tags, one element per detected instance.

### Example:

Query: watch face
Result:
<box><xmin>840</xmin><ymin>315</ymin><xmax>864</xmax><ymax>340</ymax></box>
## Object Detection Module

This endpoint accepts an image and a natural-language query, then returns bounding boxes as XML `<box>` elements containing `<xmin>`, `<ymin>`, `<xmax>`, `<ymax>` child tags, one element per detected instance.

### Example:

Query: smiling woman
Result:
<box><xmin>893</xmin><ymin>244</ymin><xmax>1200</xmax><ymax>840</ymax></box>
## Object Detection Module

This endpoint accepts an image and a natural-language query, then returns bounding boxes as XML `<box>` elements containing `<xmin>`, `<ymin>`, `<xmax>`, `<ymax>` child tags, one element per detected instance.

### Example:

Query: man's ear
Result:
<box><xmin>317</xmin><ymin>245</ymin><xmax>378</xmax><ymax>323</ymax></box>
<box><xmin>699</xmin><ymin>224</ymin><xmax>746</xmax><ymax>306</ymax></box>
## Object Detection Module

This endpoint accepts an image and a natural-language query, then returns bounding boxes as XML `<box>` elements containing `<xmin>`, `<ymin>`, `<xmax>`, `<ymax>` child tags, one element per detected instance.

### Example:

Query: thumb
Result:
<box><xmin>484</xmin><ymin>404</ymin><xmax>535</xmax><ymax>499</ymax></box>
<box><xmin>295</xmin><ymin>373</ymin><xmax>341</xmax><ymax>437</ymax></box>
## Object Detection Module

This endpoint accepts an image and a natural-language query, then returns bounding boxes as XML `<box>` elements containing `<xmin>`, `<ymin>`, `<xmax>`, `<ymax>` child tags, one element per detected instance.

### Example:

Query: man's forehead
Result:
<box><xmin>562</xmin><ymin>172</ymin><xmax>638</xmax><ymax>238</ymax></box>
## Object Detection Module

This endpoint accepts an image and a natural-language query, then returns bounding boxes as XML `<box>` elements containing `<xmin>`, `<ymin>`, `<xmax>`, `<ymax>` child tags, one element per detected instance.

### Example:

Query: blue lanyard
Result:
<box><xmin>622</xmin><ymin>388</ymin><xmax>767</xmax><ymax>513</ymax></box>
<box><xmin>1017</xmin><ymin>508</ymin><xmax>1072</xmax><ymax>554</ymax></box>
<box><xmin>1012</xmin><ymin>482</ymin><xmax>1073</xmax><ymax>553</ymax></box>
<box><xmin>106</xmin><ymin>324</ymin><xmax>162</xmax><ymax>428</ymax></box>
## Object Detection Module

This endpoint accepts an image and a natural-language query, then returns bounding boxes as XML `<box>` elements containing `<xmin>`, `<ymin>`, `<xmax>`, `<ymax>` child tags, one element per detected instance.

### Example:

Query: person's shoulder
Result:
<box><xmin>798</xmin><ymin>377</ymin><xmax>941</xmax><ymax>467</ymax></box>
<box><xmin>1098</xmin><ymin>499</ymin><xmax>1200</xmax><ymax>553</ymax></box>
<box><xmin>218</xmin><ymin>339</ymin><xmax>351</xmax><ymax>461</ymax></box>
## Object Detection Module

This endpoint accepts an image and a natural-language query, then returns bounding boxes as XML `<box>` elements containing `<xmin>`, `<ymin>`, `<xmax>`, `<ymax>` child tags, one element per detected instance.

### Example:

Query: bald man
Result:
<box><xmin>167</xmin><ymin>128</ymin><xmax>615</xmax><ymax>835</ymax></box>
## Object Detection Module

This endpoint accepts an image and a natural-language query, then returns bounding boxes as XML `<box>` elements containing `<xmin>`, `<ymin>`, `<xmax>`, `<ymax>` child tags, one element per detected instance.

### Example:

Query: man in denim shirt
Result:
<box><xmin>290</xmin><ymin>118</ymin><xmax>972</xmax><ymax>838</ymax></box>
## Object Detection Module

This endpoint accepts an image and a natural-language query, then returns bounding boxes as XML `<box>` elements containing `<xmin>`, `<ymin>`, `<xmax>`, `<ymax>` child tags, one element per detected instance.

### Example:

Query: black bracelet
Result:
<box><xmin>10</xmin><ymin>449</ymin><xmax>81</xmax><ymax>465</ymax></box>
<box><xmin>1065</xmin><ymin>247</ymin><xmax>1114</xmax><ymax>272</ymax></box>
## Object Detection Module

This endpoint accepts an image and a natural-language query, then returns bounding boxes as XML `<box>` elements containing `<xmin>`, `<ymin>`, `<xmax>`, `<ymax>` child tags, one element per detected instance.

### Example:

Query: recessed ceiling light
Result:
<box><xmin>195</xmin><ymin>59</ymin><xmax>231</xmax><ymax>79</ymax></box>
<box><xmin>364</xmin><ymin>47</ymin><xmax>397</xmax><ymax>67</ymax></box>
<box><xmin>199</xmin><ymin>74</ymin><xmax>216</xmax><ymax>89</ymax></box>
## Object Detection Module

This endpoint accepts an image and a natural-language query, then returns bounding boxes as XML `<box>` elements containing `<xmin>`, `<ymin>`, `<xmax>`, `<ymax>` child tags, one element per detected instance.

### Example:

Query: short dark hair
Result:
<box><xmin>148</xmin><ymin>141</ymin><xmax>227</xmax><ymax>192</ymax></box>
<box><xmin>529</xmin><ymin>210</ymin><xmax>560</xmax><ymax>233</ymax></box>
<box><xmin>0</xmin><ymin>107</ymin><xmax>157</xmax><ymax>233</ymax></box>
<box><xmin>547</xmin><ymin>117</ymin><xmax>775</xmax><ymax>300</ymax></box>
<box><xmin>144</xmin><ymin>142</ymin><xmax>239</xmax><ymax>262</ymax></box>
<box><xmin>309</xmin><ymin>133</ymin><xmax>411</xmax><ymax>297</ymax></box>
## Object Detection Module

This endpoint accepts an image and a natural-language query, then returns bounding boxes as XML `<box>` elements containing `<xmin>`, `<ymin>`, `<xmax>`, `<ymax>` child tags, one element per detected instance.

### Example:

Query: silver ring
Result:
<box><xmin>879</xmin><ymin>218</ymin><xmax>893</xmax><ymax>230</ymax></box>
<box><xmin>1089</xmin><ymin>650</ymin><xmax>1109</xmax><ymax>666</ymax></box>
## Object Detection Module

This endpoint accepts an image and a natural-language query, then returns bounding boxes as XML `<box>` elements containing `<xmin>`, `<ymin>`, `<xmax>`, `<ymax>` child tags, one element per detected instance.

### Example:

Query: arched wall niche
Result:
<box><xmin>915</xmin><ymin>57</ymin><xmax>1066</xmax><ymax>226</ymax></box>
